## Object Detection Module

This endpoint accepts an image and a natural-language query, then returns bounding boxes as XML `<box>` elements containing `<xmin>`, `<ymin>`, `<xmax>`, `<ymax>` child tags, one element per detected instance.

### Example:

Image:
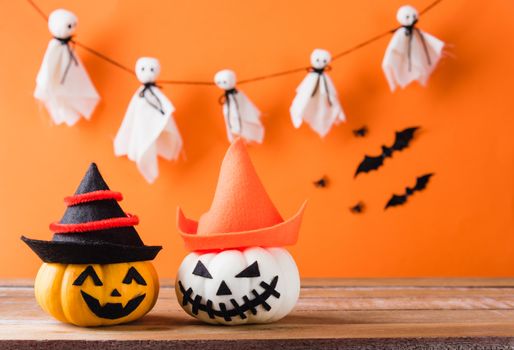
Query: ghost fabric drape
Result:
<box><xmin>34</xmin><ymin>9</ymin><xmax>99</xmax><ymax>126</ymax></box>
<box><xmin>214</xmin><ymin>69</ymin><xmax>264</xmax><ymax>144</ymax></box>
<box><xmin>290</xmin><ymin>49</ymin><xmax>345</xmax><ymax>138</ymax></box>
<box><xmin>382</xmin><ymin>5</ymin><xmax>445</xmax><ymax>91</ymax></box>
<box><xmin>139</xmin><ymin>82</ymin><xmax>165</xmax><ymax>115</ymax></box>
<box><xmin>114</xmin><ymin>57</ymin><xmax>183</xmax><ymax>183</ymax></box>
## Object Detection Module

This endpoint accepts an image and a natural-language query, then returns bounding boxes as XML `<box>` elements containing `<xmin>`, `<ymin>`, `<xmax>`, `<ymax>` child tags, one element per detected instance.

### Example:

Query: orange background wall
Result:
<box><xmin>1</xmin><ymin>0</ymin><xmax>513</xmax><ymax>278</ymax></box>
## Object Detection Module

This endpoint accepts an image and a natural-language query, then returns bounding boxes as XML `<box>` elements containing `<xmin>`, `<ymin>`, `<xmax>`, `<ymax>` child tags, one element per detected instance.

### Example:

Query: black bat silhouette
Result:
<box><xmin>313</xmin><ymin>177</ymin><xmax>328</xmax><ymax>188</ymax></box>
<box><xmin>355</xmin><ymin>127</ymin><xmax>419</xmax><ymax>177</ymax></box>
<box><xmin>385</xmin><ymin>173</ymin><xmax>433</xmax><ymax>209</ymax></box>
<box><xmin>350</xmin><ymin>202</ymin><xmax>365</xmax><ymax>214</ymax></box>
<box><xmin>353</xmin><ymin>126</ymin><xmax>368</xmax><ymax>137</ymax></box>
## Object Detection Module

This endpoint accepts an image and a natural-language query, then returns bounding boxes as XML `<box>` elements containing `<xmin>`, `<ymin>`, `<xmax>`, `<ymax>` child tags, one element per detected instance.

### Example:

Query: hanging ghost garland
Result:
<box><xmin>34</xmin><ymin>9</ymin><xmax>100</xmax><ymax>126</ymax></box>
<box><xmin>382</xmin><ymin>5</ymin><xmax>445</xmax><ymax>91</ymax></box>
<box><xmin>114</xmin><ymin>57</ymin><xmax>183</xmax><ymax>183</ymax></box>
<box><xmin>290</xmin><ymin>49</ymin><xmax>345</xmax><ymax>138</ymax></box>
<box><xmin>175</xmin><ymin>138</ymin><xmax>306</xmax><ymax>325</ymax></box>
<box><xmin>21</xmin><ymin>163</ymin><xmax>162</xmax><ymax>327</ymax></box>
<box><xmin>214</xmin><ymin>70</ymin><xmax>265</xmax><ymax>144</ymax></box>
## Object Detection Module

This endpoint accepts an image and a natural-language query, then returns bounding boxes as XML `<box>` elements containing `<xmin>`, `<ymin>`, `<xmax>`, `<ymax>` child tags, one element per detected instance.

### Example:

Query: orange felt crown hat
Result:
<box><xmin>177</xmin><ymin>138</ymin><xmax>306</xmax><ymax>251</ymax></box>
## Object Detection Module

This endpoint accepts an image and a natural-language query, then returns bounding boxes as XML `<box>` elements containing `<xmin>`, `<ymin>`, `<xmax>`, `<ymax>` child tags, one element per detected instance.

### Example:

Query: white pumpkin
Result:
<box><xmin>175</xmin><ymin>246</ymin><xmax>300</xmax><ymax>325</ymax></box>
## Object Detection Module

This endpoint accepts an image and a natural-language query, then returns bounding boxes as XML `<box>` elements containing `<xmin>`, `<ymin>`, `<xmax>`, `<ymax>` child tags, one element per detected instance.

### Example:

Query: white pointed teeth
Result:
<box><xmin>135</xmin><ymin>57</ymin><xmax>161</xmax><ymax>84</ymax></box>
<box><xmin>214</xmin><ymin>69</ymin><xmax>237</xmax><ymax>90</ymax></box>
<box><xmin>48</xmin><ymin>9</ymin><xmax>78</xmax><ymax>39</ymax></box>
<box><xmin>396</xmin><ymin>5</ymin><xmax>419</xmax><ymax>26</ymax></box>
<box><xmin>310</xmin><ymin>49</ymin><xmax>331</xmax><ymax>70</ymax></box>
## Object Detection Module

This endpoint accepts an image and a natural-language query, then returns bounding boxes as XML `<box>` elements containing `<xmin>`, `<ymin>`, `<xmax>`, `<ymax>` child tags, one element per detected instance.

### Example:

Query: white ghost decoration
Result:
<box><xmin>290</xmin><ymin>49</ymin><xmax>345</xmax><ymax>138</ymax></box>
<box><xmin>114</xmin><ymin>57</ymin><xmax>183</xmax><ymax>183</ymax></box>
<box><xmin>34</xmin><ymin>9</ymin><xmax>99</xmax><ymax>126</ymax></box>
<box><xmin>214</xmin><ymin>70</ymin><xmax>264</xmax><ymax>144</ymax></box>
<box><xmin>382</xmin><ymin>5</ymin><xmax>445</xmax><ymax>91</ymax></box>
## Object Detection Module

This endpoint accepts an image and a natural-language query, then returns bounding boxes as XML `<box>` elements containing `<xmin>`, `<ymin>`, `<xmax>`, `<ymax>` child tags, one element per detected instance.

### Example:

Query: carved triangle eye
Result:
<box><xmin>235</xmin><ymin>261</ymin><xmax>260</xmax><ymax>278</ymax></box>
<box><xmin>192</xmin><ymin>260</ymin><xmax>212</xmax><ymax>279</ymax></box>
<box><xmin>122</xmin><ymin>267</ymin><xmax>147</xmax><ymax>285</ymax></box>
<box><xmin>73</xmin><ymin>265</ymin><xmax>103</xmax><ymax>286</ymax></box>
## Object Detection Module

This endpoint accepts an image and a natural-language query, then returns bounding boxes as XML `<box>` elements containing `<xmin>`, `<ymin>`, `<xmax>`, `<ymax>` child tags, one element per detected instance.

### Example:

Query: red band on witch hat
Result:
<box><xmin>64</xmin><ymin>190</ymin><xmax>123</xmax><ymax>206</ymax></box>
<box><xmin>50</xmin><ymin>214</ymin><xmax>139</xmax><ymax>234</ymax></box>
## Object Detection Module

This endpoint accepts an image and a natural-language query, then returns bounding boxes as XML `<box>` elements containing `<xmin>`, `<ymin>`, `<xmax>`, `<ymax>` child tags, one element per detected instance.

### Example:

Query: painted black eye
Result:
<box><xmin>150</xmin><ymin>68</ymin><xmax>154</xmax><ymax>72</ymax></box>
<box><xmin>73</xmin><ymin>265</ymin><xmax>103</xmax><ymax>286</ymax></box>
<box><xmin>122</xmin><ymin>267</ymin><xmax>147</xmax><ymax>285</ymax></box>
<box><xmin>235</xmin><ymin>261</ymin><xmax>260</xmax><ymax>278</ymax></box>
<box><xmin>68</xmin><ymin>24</ymin><xmax>72</xmax><ymax>29</ymax></box>
<box><xmin>141</xmin><ymin>67</ymin><xmax>145</xmax><ymax>71</ymax></box>
<box><xmin>192</xmin><ymin>260</ymin><xmax>212</xmax><ymax>279</ymax></box>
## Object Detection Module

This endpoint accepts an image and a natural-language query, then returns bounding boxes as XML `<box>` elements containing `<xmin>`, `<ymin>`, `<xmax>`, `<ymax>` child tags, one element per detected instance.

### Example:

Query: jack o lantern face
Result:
<box><xmin>34</xmin><ymin>261</ymin><xmax>159</xmax><ymax>327</ymax></box>
<box><xmin>72</xmin><ymin>265</ymin><xmax>148</xmax><ymax>320</ymax></box>
<box><xmin>175</xmin><ymin>247</ymin><xmax>300</xmax><ymax>325</ymax></box>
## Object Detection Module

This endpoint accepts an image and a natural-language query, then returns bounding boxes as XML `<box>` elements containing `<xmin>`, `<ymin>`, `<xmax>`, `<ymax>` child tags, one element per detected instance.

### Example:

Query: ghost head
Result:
<box><xmin>135</xmin><ymin>57</ymin><xmax>161</xmax><ymax>84</ymax></box>
<box><xmin>48</xmin><ymin>9</ymin><xmax>78</xmax><ymax>39</ymax></box>
<box><xmin>214</xmin><ymin>70</ymin><xmax>236</xmax><ymax>90</ymax></box>
<box><xmin>310</xmin><ymin>49</ymin><xmax>331</xmax><ymax>70</ymax></box>
<box><xmin>396</xmin><ymin>5</ymin><xmax>418</xmax><ymax>26</ymax></box>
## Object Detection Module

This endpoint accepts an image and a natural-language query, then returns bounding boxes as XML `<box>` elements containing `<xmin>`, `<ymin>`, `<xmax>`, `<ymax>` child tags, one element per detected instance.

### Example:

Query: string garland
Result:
<box><xmin>29</xmin><ymin>0</ymin><xmax>447</xmax><ymax>183</ymax></box>
<box><xmin>26</xmin><ymin>0</ymin><xmax>444</xmax><ymax>87</ymax></box>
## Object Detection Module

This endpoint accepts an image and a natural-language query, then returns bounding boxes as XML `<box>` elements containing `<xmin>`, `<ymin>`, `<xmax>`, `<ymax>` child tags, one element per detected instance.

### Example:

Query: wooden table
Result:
<box><xmin>1</xmin><ymin>278</ymin><xmax>513</xmax><ymax>349</ymax></box>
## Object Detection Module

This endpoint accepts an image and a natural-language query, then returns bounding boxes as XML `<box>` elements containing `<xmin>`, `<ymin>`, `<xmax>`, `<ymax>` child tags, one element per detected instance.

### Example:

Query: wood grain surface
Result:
<box><xmin>1</xmin><ymin>278</ymin><xmax>513</xmax><ymax>349</ymax></box>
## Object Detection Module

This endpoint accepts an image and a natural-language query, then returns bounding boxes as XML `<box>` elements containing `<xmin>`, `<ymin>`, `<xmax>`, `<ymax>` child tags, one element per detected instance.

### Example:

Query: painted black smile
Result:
<box><xmin>80</xmin><ymin>291</ymin><xmax>146</xmax><ymax>320</ymax></box>
<box><xmin>178</xmin><ymin>276</ymin><xmax>280</xmax><ymax>321</ymax></box>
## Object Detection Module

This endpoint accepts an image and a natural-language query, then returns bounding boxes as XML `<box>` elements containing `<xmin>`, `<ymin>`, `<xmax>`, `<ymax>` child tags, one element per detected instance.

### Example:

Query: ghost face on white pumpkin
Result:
<box><xmin>175</xmin><ymin>246</ymin><xmax>300</xmax><ymax>325</ymax></box>
<box><xmin>48</xmin><ymin>9</ymin><xmax>77</xmax><ymax>39</ymax></box>
<box><xmin>135</xmin><ymin>57</ymin><xmax>161</xmax><ymax>84</ymax></box>
<box><xmin>310</xmin><ymin>49</ymin><xmax>331</xmax><ymax>70</ymax></box>
<box><xmin>396</xmin><ymin>5</ymin><xmax>418</xmax><ymax>27</ymax></box>
<box><xmin>214</xmin><ymin>69</ymin><xmax>237</xmax><ymax>91</ymax></box>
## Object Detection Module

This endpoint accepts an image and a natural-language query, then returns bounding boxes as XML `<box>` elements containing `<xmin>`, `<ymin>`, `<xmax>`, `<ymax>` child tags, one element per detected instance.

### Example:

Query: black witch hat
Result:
<box><xmin>21</xmin><ymin>163</ymin><xmax>162</xmax><ymax>264</ymax></box>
